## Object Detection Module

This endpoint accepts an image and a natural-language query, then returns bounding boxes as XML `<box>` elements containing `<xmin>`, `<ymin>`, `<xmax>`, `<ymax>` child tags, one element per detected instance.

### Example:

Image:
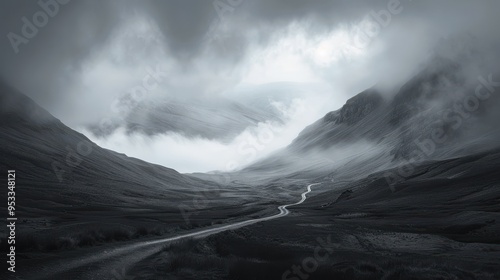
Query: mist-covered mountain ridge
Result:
<box><xmin>292</xmin><ymin>56</ymin><xmax>463</xmax><ymax>150</ymax></box>
<box><xmin>0</xmin><ymin>80</ymin><xmax>219</xmax><ymax>201</ymax></box>
<box><xmin>88</xmin><ymin>92</ymin><xmax>288</xmax><ymax>143</ymax></box>
<box><xmin>1</xmin><ymin>80</ymin><xmax>291</xmax><ymax>253</ymax></box>
<box><xmin>242</xmin><ymin>55</ymin><xmax>500</xmax><ymax>181</ymax></box>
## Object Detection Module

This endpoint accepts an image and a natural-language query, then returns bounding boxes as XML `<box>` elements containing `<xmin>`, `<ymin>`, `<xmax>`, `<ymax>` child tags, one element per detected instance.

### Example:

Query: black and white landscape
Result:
<box><xmin>1</xmin><ymin>1</ymin><xmax>500</xmax><ymax>279</ymax></box>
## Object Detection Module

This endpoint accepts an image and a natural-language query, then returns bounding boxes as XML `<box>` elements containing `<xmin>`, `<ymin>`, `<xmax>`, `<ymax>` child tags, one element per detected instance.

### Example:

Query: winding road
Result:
<box><xmin>27</xmin><ymin>183</ymin><xmax>320</xmax><ymax>280</ymax></box>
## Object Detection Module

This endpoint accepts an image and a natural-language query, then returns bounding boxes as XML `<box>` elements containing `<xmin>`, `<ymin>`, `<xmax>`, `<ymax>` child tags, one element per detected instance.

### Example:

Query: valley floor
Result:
<box><xmin>10</xmin><ymin>150</ymin><xmax>500</xmax><ymax>280</ymax></box>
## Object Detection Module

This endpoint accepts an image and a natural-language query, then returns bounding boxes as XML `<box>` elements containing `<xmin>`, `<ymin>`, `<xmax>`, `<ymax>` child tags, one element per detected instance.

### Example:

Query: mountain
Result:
<box><xmin>0</xmin><ymin>82</ymin><xmax>257</xmax><ymax>252</ymax></box>
<box><xmin>242</xmin><ymin>56</ymin><xmax>500</xmax><ymax>181</ymax></box>
<box><xmin>289</xmin><ymin>87</ymin><xmax>385</xmax><ymax>152</ymax></box>
<box><xmin>88</xmin><ymin>95</ymin><xmax>283</xmax><ymax>142</ymax></box>
<box><xmin>0</xmin><ymin>81</ymin><xmax>206</xmax><ymax>204</ymax></box>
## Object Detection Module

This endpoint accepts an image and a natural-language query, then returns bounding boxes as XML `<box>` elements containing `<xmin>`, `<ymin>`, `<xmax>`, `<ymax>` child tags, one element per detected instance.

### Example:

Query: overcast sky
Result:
<box><xmin>1</xmin><ymin>0</ymin><xmax>499</xmax><ymax>172</ymax></box>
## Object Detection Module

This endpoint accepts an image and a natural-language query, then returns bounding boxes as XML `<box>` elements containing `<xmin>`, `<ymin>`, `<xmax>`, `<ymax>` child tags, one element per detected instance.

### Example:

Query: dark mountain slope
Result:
<box><xmin>242</xmin><ymin>57</ymin><xmax>500</xmax><ymax>182</ymax></box>
<box><xmin>0</xmin><ymin>82</ymin><xmax>207</xmax><ymax>206</ymax></box>
<box><xmin>0</xmin><ymin>82</ymin><xmax>266</xmax><ymax>252</ymax></box>
<box><xmin>290</xmin><ymin>87</ymin><xmax>386</xmax><ymax>152</ymax></box>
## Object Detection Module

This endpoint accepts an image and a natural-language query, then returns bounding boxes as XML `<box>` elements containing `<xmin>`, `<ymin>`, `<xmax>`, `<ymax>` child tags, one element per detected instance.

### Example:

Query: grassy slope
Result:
<box><xmin>127</xmin><ymin>150</ymin><xmax>500</xmax><ymax>280</ymax></box>
<box><xmin>0</xmin><ymin>84</ymin><xmax>274</xmax><ymax>253</ymax></box>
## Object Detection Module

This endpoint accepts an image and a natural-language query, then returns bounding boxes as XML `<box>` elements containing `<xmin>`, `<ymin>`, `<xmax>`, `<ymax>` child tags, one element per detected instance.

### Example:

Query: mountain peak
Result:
<box><xmin>335</xmin><ymin>88</ymin><xmax>383</xmax><ymax>125</ymax></box>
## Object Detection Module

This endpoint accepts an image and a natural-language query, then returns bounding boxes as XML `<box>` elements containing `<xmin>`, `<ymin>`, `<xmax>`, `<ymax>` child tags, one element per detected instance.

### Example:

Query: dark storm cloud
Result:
<box><xmin>0</xmin><ymin>0</ymin><xmax>123</xmax><ymax>106</ymax></box>
<box><xmin>0</xmin><ymin>0</ymin><xmax>397</xmax><ymax>73</ymax></box>
<box><xmin>140</xmin><ymin>0</ymin><xmax>214</xmax><ymax>60</ymax></box>
<box><xmin>1</xmin><ymin>0</ymin><xmax>500</xmax><ymax>120</ymax></box>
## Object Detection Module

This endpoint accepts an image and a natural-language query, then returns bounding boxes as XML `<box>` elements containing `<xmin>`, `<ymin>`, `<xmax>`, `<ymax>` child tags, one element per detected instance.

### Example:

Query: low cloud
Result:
<box><xmin>82</xmin><ymin>97</ymin><xmax>330</xmax><ymax>173</ymax></box>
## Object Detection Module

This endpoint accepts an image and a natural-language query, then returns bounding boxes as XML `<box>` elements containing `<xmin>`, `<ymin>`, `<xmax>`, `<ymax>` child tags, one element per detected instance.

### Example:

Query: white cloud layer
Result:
<box><xmin>83</xmin><ymin>97</ymin><xmax>331</xmax><ymax>173</ymax></box>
